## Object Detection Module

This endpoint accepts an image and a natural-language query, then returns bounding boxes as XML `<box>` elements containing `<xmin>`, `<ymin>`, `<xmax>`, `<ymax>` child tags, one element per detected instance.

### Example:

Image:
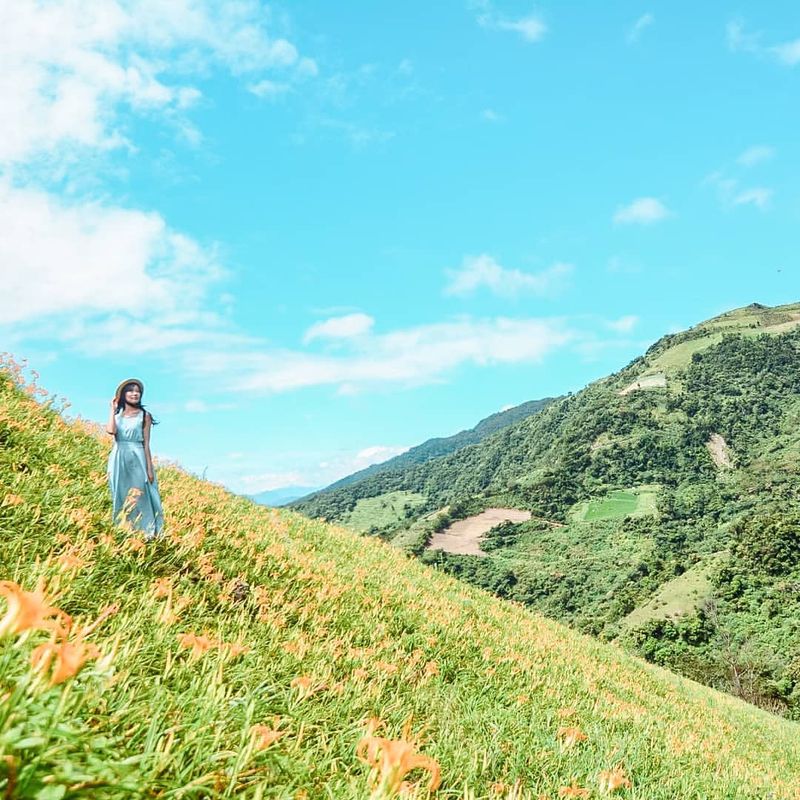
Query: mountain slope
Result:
<box><xmin>292</xmin><ymin>302</ymin><xmax>800</xmax><ymax>717</ymax></box>
<box><xmin>2</xmin><ymin>358</ymin><xmax>800</xmax><ymax>798</ymax></box>
<box><xmin>297</xmin><ymin>397</ymin><xmax>556</xmax><ymax>502</ymax></box>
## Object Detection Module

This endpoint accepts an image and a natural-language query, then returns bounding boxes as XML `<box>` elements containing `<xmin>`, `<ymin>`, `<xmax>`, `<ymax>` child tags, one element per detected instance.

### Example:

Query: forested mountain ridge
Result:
<box><xmin>294</xmin><ymin>396</ymin><xmax>556</xmax><ymax>501</ymax></box>
<box><xmin>293</xmin><ymin>302</ymin><xmax>800</xmax><ymax>717</ymax></box>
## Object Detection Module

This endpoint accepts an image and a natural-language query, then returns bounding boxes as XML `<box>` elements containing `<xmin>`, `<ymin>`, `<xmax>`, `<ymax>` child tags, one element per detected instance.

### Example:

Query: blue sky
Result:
<box><xmin>2</xmin><ymin>1</ymin><xmax>798</xmax><ymax>494</ymax></box>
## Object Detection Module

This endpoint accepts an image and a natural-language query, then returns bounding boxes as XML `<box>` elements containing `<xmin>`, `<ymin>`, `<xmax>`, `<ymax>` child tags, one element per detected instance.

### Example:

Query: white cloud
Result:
<box><xmin>772</xmin><ymin>38</ymin><xmax>800</xmax><ymax>66</ymax></box>
<box><xmin>726</xmin><ymin>20</ymin><xmax>760</xmax><ymax>54</ymax></box>
<box><xmin>627</xmin><ymin>13</ymin><xmax>654</xmax><ymax>43</ymax></box>
<box><xmin>496</xmin><ymin>16</ymin><xmax>547</xmax><ymax>42</ymax></box>
<box><xmin>191</xmin><ymin>316</ymin><xmax>574</xmax><ymax>394</ymax></box>
<box><xmin>727</xmin><ymin>18</ymin><xmax>800</xmax><ymax>67</ymax></box>
<box><xmin>354</xmin><ymin>445</ymin><xmax>410</xmax><ymax>466</ymax></box>
<box><xmin>0</xmin><ymin>181</ymin><xmax>252</xmax><ymax>358</ymax></box>
<box><xmin>481</xmin><ymin>108</ymin><xmax>504</xmax><ymax>123</ymax></box>
<box><xmin>607</xmin><ymin>315</ymin><xmax>639</xmax><ymax>333</ymax></box>
<box><xmin>0</xmin><ymin>0</ymin><xmax>315</xmax><ymax>167</ymax></box>
<box><xmin>704</xmin><ymin>170</ymin><xmax>773</xmax><ymax>211</ymax></box>
<box><xmin>733</xmin><ymin>187</ymin><xmax>772</xmax><ymax>208</ymax></box>
<box><xmin>613</xmin><ymin>197</ymin><xmax>671</xmax><ymax>225</ymax></box>
<box><xmin>304</xmin><ymin>313</ymin><xmax>375</xmax><ymax>343</ymax></box>
<box><xmin>445</xmin><ymin>254</ymin><xmax>572</xmax><ymax>298</ymax></box>
<box><xmin>236</xmin><ymin>470</ymin><xmax>309</xmax><ymax>493</ymax></box>
<box><xmin>737</xmin><ymin>145</ymin><xmax>775</xmax><ymax>167</ymax></box>
<box><xmin>473</xmin><ymin>3</ymin><xmax>547</xmax><ymax>42</ymax></box>
<box><xmin>248</xmin><ymin>79</ymin><xmax>291</xmax><ymax>99</ymax></box>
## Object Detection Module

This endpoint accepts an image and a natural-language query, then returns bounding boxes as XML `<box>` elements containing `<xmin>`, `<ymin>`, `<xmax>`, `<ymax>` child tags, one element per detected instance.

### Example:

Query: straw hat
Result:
<box><xmin>115</xmin><ymin>378</ymin><xmax>144</xmax><ymax>401</ymax></box>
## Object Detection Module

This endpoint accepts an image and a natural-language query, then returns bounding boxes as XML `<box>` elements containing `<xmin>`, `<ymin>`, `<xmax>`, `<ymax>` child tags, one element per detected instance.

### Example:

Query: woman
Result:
<box><xmin>106</xmin><ymin>379</ymin><xmax>164</xmax><ymax>539</ymax></box>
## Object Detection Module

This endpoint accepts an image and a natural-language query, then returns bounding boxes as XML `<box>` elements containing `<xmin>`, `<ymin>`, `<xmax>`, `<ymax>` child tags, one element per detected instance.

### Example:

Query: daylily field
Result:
<box><xmin>1</xmin><ymin>356</ymin><xmax>799</xmax><ymax>798</ymax></box>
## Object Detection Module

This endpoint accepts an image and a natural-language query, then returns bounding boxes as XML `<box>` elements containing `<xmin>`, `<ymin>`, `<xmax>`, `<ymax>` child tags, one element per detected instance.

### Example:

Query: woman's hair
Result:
<box><xmin>116</xmin><ymin>382</ymin><xmax>158</xmax><ymax>426</ymax></box>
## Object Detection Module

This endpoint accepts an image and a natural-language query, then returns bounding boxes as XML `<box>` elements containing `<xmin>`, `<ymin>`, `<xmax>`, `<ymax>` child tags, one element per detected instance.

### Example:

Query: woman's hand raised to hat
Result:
<box><xmin>110</xmin><ymin>397</ymin><xmax>119</xmax><ymax>412</ymax></box>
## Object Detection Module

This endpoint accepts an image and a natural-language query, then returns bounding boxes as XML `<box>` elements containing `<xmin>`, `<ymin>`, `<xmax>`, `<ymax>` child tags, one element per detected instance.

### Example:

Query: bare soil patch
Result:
<box><xmin>427</xmin><ymin>507</ymin><xmax>532</xmax><ymax>557</ymax></box>
<box><xmin>707</xmin><ymin>433</ymin><xmax>733</xmax><ymax>469</ymax></box>
<box><xmin>620</xmin><ymin>372</ymin><xmax>667</xmax><ymax>396</ymax></box>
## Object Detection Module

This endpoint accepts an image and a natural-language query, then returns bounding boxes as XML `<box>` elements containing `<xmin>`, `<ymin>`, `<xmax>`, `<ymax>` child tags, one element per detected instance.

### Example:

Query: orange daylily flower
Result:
<box><xmin>151</xmin><ymin>577</ymin><xmax>173</xmax><ymax>598</ymax></box>
<box><xmin>423</xmin><ymin>661</ymin><xmax>439</xmax><ymax>678</ymax></box>
<box><xmin>598</xmin><ymin>766</ymin><xmax>632</xmax><ymax>793</ymax></box>
<box><xmin>558</xmin><ymin>783</ymin><xmax>590</xmax><ymax>798</ymax></box>
<box><xmin>177</xmin><ymin>632</ymin><xmax>217</xmax><ymax>658</ymax></box>
<box><xmin>250</xmin><ymin>723</ymin><xmax>285</xmax><ymax>751</ymax></box>
<box><xmin>221</xmin><ymin>641</ymin><xmax>251</xmax><ymax>658</ymax></box>
<box><xmin>557</xmin><ymin>726</ymin><xmax>588</xmax><ymax>749</ymax></box>
<box><xmin>0</xmin><ymin>579</ymin><xmax>68</xmax><ymax>639</ymax></box>
<box><xmin>31</xmin><ymin>634</ymin><xmax>100</xmax><ymax>685</ymax></box>
<box><xmin>356</xmin><ymin>726</ymin><xmax>441</xmax><ymax>797</ymax></box>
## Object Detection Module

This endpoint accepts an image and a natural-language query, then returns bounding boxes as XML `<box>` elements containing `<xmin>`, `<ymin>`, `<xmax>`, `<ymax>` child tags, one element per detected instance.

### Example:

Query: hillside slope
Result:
<box><xmin>292</xmin><ymin>302</ymin><xmax>800</xmax><ymax>717</ymax></box>
<box><xmin>2</xmin><ymin>361</ymin><xmax>800</xmax><ymax>798</ymax></box>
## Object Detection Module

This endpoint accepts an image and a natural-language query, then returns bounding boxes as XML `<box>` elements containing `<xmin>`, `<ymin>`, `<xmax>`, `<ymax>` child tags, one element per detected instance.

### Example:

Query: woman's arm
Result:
<box><xmin>106</xmin><ymin>399</ymin><xmax>118</xmax><ymax>436</ymax></box>
<box><xmin>143</xmin><ymin>412</ymin><xmax>155</xmax><ymax>483</ymax></box>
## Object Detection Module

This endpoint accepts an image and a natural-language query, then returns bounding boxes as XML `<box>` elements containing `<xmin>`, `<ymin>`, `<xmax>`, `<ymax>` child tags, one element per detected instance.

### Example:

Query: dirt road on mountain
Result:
<box><xmin>427</xmin><ymin>508</ymin><xmax>532</xmax><ymax>557</ymax></box>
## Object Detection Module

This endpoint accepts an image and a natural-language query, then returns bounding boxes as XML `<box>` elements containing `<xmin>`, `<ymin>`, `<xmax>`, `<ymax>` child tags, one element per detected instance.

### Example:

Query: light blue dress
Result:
<box><xmin>107</xmin><ymin>410</ymin><xmax>164</xmax><ymax>539</ymax></box>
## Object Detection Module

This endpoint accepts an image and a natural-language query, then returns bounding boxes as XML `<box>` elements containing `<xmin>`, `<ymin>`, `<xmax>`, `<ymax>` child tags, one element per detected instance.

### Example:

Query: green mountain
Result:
<box><xmin>3</xmin><ymin>355</ymin><xmax>800</xmax><ymax>799</ymax></box>
<box><xmin>296</xmin><ymin>396</ymin><xmax>557</xmax><ymax>501</ymax></box>
<box><xmin>294</xmin><ymin>302</ymin><xmax>800</xmax><ymax>718</ymax></box>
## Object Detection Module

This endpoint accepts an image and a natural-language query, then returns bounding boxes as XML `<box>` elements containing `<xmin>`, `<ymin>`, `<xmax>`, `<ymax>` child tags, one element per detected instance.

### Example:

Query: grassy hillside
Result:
<box><xmin>2</xmin><ymin>364</ymin><xmax>800</xmax><ymax>797</ymax></box>
<box><xmin>292</xmin><ymin>303</ymin><xmax>800</xmax><ymax>718</ymax></box>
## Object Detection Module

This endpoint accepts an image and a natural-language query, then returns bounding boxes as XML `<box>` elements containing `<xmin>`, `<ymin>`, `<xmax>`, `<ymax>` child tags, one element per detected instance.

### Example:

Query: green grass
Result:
<box><xmin>339</xmin><ymin>490</ymin><xmax>427</xmax><ymax>532</ymax></box>
<box><xmin>571</xmin><ymin>487</ymin><xmax>659</xmax><ymax>523</ymax></box>
<box><xmin>2</xmin><ymin>363</ymin><xmax>800</xmax><ymax>799</ymax></box>
<box><xmin>621</xmin><ymin>557</ymin><xmax>722</xmax><ymax>631</ymax></box>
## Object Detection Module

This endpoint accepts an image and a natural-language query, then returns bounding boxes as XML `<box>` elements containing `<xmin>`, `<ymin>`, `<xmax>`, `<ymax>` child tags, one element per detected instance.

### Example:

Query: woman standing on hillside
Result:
<box><xmin>106</xmin><ymin>379</ymin><xmax>164</xmax><ymax>540</ymax></box>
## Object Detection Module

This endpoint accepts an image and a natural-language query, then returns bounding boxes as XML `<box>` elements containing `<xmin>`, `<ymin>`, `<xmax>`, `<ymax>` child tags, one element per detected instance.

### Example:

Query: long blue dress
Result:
<box><xmin>107</xmin><ymin>410</ymin><xmax>164</xmax><ymax>539</ymax></box>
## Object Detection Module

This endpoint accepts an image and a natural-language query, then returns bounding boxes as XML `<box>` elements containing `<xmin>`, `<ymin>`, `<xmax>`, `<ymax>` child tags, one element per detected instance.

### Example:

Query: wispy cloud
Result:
<box><xmin>304</xmin><ymin>313</ymin><xmax>375</xmax><ymax>343</ymax></box>
<box><xmin>627</xmin><ymin>13</ymin><xmax>654</xmax><ymax>44</ymax></box>
<box><xmin>772</xmin><ymin>38</ymin><xmax>800</xmax><ymax>66</ymax></box>
<box><xmin>727</xmin><ymin>18</ymin><xmax>800</xmax><ymax>67</ymax></box>
<box><xmin>445</xmin><ymin>255</ymin><xmax>572</xmax><ymax>298</ymax></box>
<box><xmin>704</xmin><ymin>148</ymin><xmax>774</xmax><ymax>210</ymax></box>
<box><xmin>481</xmin><ymin>108</ymin><xmax>505</xmax><ymax>123</ymax></box>
<box><xmin>607</xmin><ymin>315</ymin><xmax>639</xmax><ymax>333</ymax></box>
<box><xmin>190</xmin><ymin>316</ymin><xmax>575</xmax><ymax>394</ymax></box>
<box><xmin>732</xmin><ymin>187</ymin><xmax>772</xmax><ymax>209</ymax></box>
<box><xmin>472</xmin><ymin>2</ymin><xmax>547</xmax><ymax>42</ymax></box>
<box><xmin>737</xmin><ymin>145</ymin><xmax>775</xmax><ymax>167</ymax></box>
<box><xmin>613</xmin><ymin>197</ymin><xmax>671</xmax><ymax>225</ymax></box>
<box><xmin>248</xmin><ymin>79</ymin><xmax>291</xmax><ymax>100</ymax></box>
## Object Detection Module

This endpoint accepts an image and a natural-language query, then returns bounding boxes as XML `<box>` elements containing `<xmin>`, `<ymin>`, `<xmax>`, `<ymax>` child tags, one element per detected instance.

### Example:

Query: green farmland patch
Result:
<box><xmin>571</xmin><ymin>486</ymin><xmax>659</xmax><ymax>523</ymax></box>
<box><xmin>339</xmin><ymin>490</ymin><xmax>426</xmax><ymax>532</ymax></box>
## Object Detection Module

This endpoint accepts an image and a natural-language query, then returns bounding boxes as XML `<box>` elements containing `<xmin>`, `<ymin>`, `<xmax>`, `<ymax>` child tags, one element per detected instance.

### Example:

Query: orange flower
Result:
<box><xmin>31</xmin><ymin>634</ymin><xmax>100</xmax><ymax>685</ymax></box>
<box><xmin>151</xmin><ymin>577</ymin><xmax>173</xmax><ymax>598</ymax></box>
<box><xmin>598</xmin><ymin>767</ymin><xmax>631</xmax><ymax>793</ymax></box>
<box><xmin>250</xmin><ymin>723</ymin><xmax>285</xmax><ymax>751</ymax></box>
<box><xmin>557</xmin><ymin>726</ymin><xmax>588</xmax><ymax>749</ymax></box>
<box><xmin>221</xmin><ymin>641</ymin><xmax>251</xmax><ymax>658</ymax></box>
<box><xmin>177</xmin><ymin>632</ymin><xmax>217</xmax><ymax>658</ymax></box>
<box><xmin>558</xmin><ymin>783</ymin><xmax>590</xmax><ymax>798</ymax></box>
<box><xmin>356</xmin><ymin>726</ymin><xmax>441</xmax><ymax>797</ymax></box>
<box><xmin>56</xmin><ymin>552</ymin><xmax>89</xmax><ymax>572</ymax></box>
<box><xmin>0</xmin><ymin>579</ymin><xmax>68</xmax><ymax>639</ymax></box>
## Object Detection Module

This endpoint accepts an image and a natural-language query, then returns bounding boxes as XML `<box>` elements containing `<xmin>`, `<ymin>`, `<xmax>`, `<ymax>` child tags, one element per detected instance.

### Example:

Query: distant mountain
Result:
<box><xmin>250</xmin><ymin>486</ymin><xmax>321</xmax><ymax>507</ymax></box>
<box><xmin>293</xmin><ymin>397</ymin><xmax>557</xmax><ymax>504</ymax></box>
